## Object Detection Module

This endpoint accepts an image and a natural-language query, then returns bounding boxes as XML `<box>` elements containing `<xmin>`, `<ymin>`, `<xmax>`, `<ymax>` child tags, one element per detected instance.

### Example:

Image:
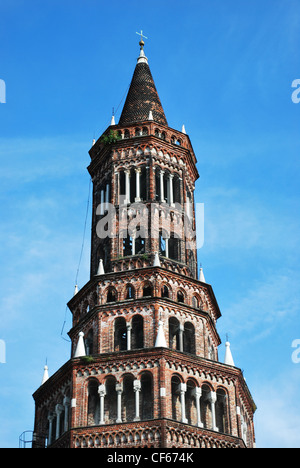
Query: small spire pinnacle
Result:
<box><xmin>199</xmin><ymin>266</ymin><xmax>206</xmax><ymax>283</ymax></box>
<box><xmin>74</xmin><ymin>331</ymin><xmax>86</xmax><ymax>358</ymax></box>
<box><xmin>74</xmin><ymin>284</ymin><xmax>79</xmax><ymax>296</ymax></box>
<box><xmin>153</xmin><ymin>251</ymin><xmax>161</xmax><ymax>267</ymax></box>
<box><xmin>96</xmin><ymin>258</ymin><xmax>105</xmax><ymax>275</ymax></box>
<box><xmin>155</xmin><ymin>321</ymin><xmax>167</xmax><ymax>348</ymax></box>
<box><xmin>224</xmin><ymin>339</ymin><xmax>235</xmax><ymax>366</ymax></box>
<box><xmin>41</xmin><ymin>364</ymin><xmax>49</xmax><ymax>385</ymax></box>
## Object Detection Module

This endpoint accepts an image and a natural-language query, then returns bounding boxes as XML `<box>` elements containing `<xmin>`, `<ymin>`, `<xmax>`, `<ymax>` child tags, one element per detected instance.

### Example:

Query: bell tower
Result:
<box><xmin>32</xmin><ymin>39</ymin><xmax>256</xmax><ymax>449</ymax></box>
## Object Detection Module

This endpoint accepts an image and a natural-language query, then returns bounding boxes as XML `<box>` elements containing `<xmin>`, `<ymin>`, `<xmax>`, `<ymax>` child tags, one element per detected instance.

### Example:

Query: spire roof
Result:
<box><xmin>119</xmin><ymin>41</ymin><xmax>167</xmax><ymax>126</ymax></box>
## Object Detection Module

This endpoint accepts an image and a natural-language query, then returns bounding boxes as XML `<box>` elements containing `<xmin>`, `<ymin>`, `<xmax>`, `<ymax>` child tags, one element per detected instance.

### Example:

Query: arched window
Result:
<box><xmin>216</xmin><ymin>389</ymin><xmax>229</xmax><ymax>434</ymax></box>
<box><xmin>85</xmin><ymin>329</ymin><xmax>94</xmax><ymax>355</ymax></box>
<box><xmin>122</xmin><ymin>375</ymin><xmax>135</xmax><ymax>422</ymax></box>
<box><xmin>169</xmin><ymin>317</ymin><xmax>180</xmax><ymax>351</ymax></box>
<box><xmin>183</xmin><ymin>322</ymin><xmax>195</xmax><ymax>354</ymax></box>
<box><xmin>143</xmin><ymin>282</ymin><xmax>153</xmax><ymax>297</ymax></box>
<box><xmin>186</xmin><ymin>380</ymin><xmax>197</xmax><ymax>426</ymax></box>
<box><xmin>87</xmin><ymin>380</ymin><xmax>100</xmax><ymax>426</ymax></box>
<box><xmin>200</xmin><ymin>384</ymin><xmax>213</xmax><ymax>430</ymax></box>
<box><xmin>169</xmin><ymin>234</ymin><xmax>181</xmax><ymax>261</ymax></box>
<box><xmin>104</xmin><ymin>377</ymin><xmax>117</xmax><ymax>424</ymax></box>
<box><xmin>125</xmin><ymin>284</ymin><xmax>135</xmax><ymax>300</ymax></box>
<box><xmin>173</xmin><ymin>174</ymin><xmax>181</xmax><ymax>204</ymax></box>
<box><xmin>124</xmin><ymin>129</ymin><xmax>130</xmax><ymax>139</ymax></box>
<box><xmin>107</xmin><ymin>287</ymin><xmax>117</xmax><ymax>303</ymax></box>
<box><xmin>131</xmin><ymin>315</ymin><xmax>144</xmax><ymax>349</ymax></box>
<box><xmin>171</xmin><ymin>375</ymin><xmax>182</xmax><ymax>421</ymax></box>
<box><xmin>140</xmin><ymin>372</ymin><xmax>153</xmax><ymax>420</ymax></box>
<box><xmin>114</xmin><ymin>317</ymin><xmax>127</xmax><ymax>351</ymax></box>
<box><xmin>161</xmin><ymin>285</ymin><xmax>169</xmax><ymax>298</ymax></box>
<box><xmin>177</xmin><ymin>290</ymin><xmax>185</xmax><ymax>303</ymax></box>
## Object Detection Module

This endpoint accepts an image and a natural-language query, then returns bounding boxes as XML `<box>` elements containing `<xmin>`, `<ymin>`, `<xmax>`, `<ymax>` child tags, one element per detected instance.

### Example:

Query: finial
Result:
<box><xmin>136</xmin><ymin>30</ymin><xmax>148</xmax><ymax>64</ymax></box>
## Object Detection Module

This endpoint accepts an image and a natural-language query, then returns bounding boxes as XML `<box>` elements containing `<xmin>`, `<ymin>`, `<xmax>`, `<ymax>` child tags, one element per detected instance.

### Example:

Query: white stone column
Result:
<box><xmin>116</xmin><ymin>383</ymin><xmax>123</xmax><ymax>423</ymax></box>
<box><xmin>193</xmin><ymin>387</ymin><xmax>203</xmax><ymax>428</ymax></box>
<box><xmin>55</xmin><ymin>404</ymin><xmax>63</xmax><ymax>440</ymax></box>
<box><xmin>47</xmin><ymin>413</ymin><xmax>54</xmax><ymax>446</ymax></box>
<box><xmin>125</xmin><ymin>170</ymin><xmax>130</xmax><ymax>204</ymax></box>
<box><xmin>135</xmin><ymin>168</ymin><xmax>141</xmax><ymax>202</ymax></box>
<box><xmin>160</xmin><ymin>170</ymin><xmax>165</xmax><ymax>202</ymax></box>
<box><xmin>133</xmin><ymin>380</ymin><xmax>142</xmax><ymax>421</ymax></box>
<box><xmin>169</xmin><ymin>173</ymin><xmax>174</xmax><ymax>206</ymax></box>
<box><xmin>98</xmin><ymin>384</ymin><xmax>106</xmax><ymax>425</ymax></box>
<box><xmin>179</xmin><ymin>383</ymin><xmax>188</xmax><ymax>424</ymax></box>
<box><xmin>127</xmin><ymin>323</ymin><xmax>132</xmax><ymax>351</ymax></box>
<box><xmin>63</xmin><ymin>396</ymin><xmax>70</xmax><ymax>432</ymax></box>
<box><xmin>179</xmin><ymin>323</ymin><xmax>184</xmax><ymax>352</ymax></box>
<box><xmin>209</xmin><ymin>391</ymin><xmax>218</xmax><ymax>431</ymax></box>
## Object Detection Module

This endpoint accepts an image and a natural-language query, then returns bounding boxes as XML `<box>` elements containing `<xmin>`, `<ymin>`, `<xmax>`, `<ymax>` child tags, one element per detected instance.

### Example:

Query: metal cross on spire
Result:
<box><xmin>136</xmin><ymin>30</ymin><xmax>148</xmax><ymax>43</ymax></box>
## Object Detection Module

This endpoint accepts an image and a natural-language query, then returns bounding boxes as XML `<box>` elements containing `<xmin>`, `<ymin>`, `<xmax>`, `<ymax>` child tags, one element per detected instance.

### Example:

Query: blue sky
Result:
<box><xmin>0</xmin><ymin>0</ymin><xmax>299</xmax><ymax>448</ymax></box>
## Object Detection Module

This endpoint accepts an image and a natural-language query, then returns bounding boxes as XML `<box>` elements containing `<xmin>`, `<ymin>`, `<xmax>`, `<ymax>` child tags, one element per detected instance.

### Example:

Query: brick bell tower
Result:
<box><xmin>32</xmin><ymin>38</ymin><xmax>256</xmax><ymax>449</ymax></box>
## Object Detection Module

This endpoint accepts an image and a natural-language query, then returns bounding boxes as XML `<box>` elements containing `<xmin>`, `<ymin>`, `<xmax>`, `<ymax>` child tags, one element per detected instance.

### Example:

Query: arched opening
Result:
<box><xmin>131</xmin><ymin>315</ymin><xmax>144</xmax><ymax>349</ymax></box>
<box><xmin>171</xmin><ymin>375</ymin><xmax>182</xmax><ymax>422</ymax></box>
<box><xmin>143</xmin><ymin>282</ymin><xmax>153</xmax><ymax>297</ymax></box>
<box><xmin>216</xmin><ymin>389</ymin><xmax>229</xmax><ymax>434</ymax></box>
<box><xmin>140</xmin><ymin>372</ymin><xmax>153</xmax><ymax>420</ymax></box>
<box><xmin>87</xmin><ymin>380</ymin><xmax>100</xmax><ymax>426</ymax></box>
<box><xmin>161</xmin><ymin>285</ymin><xmax>169</xmax><ymax>298</ymax></box>
<box><xmin>186</xmin><ymin>380</ymin><xmax>197</xmax><ymax>426</ymax></box>
<box><xmin>122</xmin><ymin>375</ymin><xmax>135</xmax><ymax>422</ymax></box>
<box><xmin>183</xmin><ymin>322</ymin><xmax>195</xmax><ymax>354</ymax></box>
<box><xmin>169</xmin><ymin>317</ymin><xmax>180</xmax><ymax>351</ymax></box>
<box><xmin>125</xmin><ymin>284</ymin><xmax>135</xmax><ymax>300</ymax></box>
<box><xmin>107</xmin><ymin>287</ymin><xmax>117</xmax><ymax>303</ymax></box>
<box><xmin>114</xmin><ymin>317</ymin><xmax>127</xmax><ymax>351</ymax></box>
<box><xmin>177</xmin><ymin>290</ymin><xmax>185</xmax><ymax>303</ymax></box>
<box><xmin>85</xmin><ymin>329</ymin><xmax>94</xmax><ymax>355</ymax></box>
<box><xmin>169</xmin><ymin>234</ymin><xmax>181</xmax><ymax>261</ymax></box>
<box><xmin>104</xmin><ymin>377</ymin><xmax>117</xmax><ymax>424</ymax></box>
<box><xmin>200</xmin><ymin>384</ymin><xmax>213</xmax><ymax>430</ymax></box>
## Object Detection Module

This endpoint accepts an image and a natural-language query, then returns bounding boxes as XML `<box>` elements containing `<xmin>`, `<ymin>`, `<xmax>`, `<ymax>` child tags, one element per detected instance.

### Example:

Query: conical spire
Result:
<box><xmin>119</xmin><ymin>40</ymin><xmax>167</xmax><ymax>126</ymax></box>
<box><xmin>224</xmin><ymin>341</ymin><xmax>235</xmax><ymax>366</ymax></box>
